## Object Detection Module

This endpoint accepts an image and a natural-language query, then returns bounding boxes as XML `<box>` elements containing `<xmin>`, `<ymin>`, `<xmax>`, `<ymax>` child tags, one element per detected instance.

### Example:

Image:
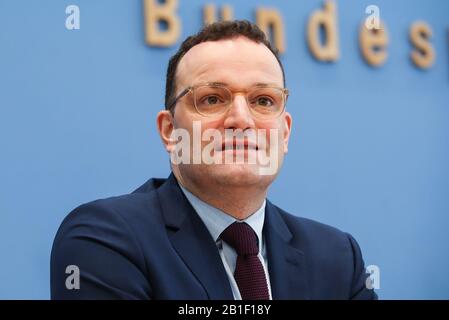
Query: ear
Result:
<box><xmin>156</xmin><ymin>110</ymin><xmax>175</xmax><ymax>153</ymax></box>
<box><xmin>282</xmin><ymin>111</ymin><xmax>292</xmax><ymax>153</ymax></box>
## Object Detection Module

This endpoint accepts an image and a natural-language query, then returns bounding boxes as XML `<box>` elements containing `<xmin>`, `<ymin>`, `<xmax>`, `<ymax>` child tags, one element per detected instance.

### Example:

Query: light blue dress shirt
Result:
<box><xmin>179</xmin><ymin>185</ymin><xmax>272</xmax><ymax>300</ymax></box>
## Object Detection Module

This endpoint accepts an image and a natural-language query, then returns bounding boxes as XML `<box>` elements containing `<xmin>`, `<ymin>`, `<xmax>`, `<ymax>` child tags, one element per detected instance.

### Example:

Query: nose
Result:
<box><xmin>222</xmin><ymin>93</ymin><xmax>256</xmax><ymax>130</ymax></box>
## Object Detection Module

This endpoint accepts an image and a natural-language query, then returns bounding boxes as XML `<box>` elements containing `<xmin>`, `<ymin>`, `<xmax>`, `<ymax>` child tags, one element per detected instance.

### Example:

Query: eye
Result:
<box><xmin>200</xmin><ymin>95</ymin><xmax>224</xmax><ymax>105</ymax></box>
<box><xmin>255</xmin><ymin>96</ymin><xmax>275</xmax><ymax>107</ymax></box>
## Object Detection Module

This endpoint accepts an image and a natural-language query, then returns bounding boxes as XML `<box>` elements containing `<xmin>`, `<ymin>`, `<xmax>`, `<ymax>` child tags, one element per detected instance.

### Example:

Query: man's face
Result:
<box><xmin>159</xmin><ymin>36</ymin><xmax>292</xmax><ymax>191</ymax></box>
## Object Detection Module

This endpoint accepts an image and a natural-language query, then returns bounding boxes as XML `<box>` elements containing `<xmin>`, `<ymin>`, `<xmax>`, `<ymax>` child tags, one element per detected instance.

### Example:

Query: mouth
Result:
<box><xmin>218</xmin><ymin>140</ymin><xmax>259</xmax><ymax>152</ymax></box>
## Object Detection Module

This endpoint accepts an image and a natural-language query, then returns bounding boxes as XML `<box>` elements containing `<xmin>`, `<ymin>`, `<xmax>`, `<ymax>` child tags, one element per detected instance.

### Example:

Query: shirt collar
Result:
<box><xmin>179</xmin><ymin>185</ymin><xmax>266</xmax><ymax>245</ymax></box>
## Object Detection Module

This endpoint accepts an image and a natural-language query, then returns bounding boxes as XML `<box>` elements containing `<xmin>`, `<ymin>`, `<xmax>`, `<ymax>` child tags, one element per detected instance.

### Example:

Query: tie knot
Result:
<box><xmin>220</xmin><ymin>222</ymin><xmax>259</xmax><ymax>255</ymax></box>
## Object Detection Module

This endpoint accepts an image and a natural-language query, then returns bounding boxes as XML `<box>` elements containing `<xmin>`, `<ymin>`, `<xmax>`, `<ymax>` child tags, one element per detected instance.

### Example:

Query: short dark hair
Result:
<box><xmin>165</xmin><ymin>20</ymin><xmax>286</xmax><ymax>111</ymax></box>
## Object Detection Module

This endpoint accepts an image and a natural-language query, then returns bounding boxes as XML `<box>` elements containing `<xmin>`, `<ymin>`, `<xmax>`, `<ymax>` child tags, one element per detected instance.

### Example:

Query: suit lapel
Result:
<box><xmin>156</xmin><ymin>174</ymin><xmax>234</xmax><ymax>300</ymax></box>
<box><xmin>264</xmin><ymin>201</ymin><xmax>310</xmax><ymax>299</ymax></box>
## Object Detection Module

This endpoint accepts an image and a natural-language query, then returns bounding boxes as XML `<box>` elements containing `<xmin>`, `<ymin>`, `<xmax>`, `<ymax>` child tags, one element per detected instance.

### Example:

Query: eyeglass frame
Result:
<box><xmin>166</xmin><ymin>83</ymin><xmax>289</xmax><ymax>119</ymax></box>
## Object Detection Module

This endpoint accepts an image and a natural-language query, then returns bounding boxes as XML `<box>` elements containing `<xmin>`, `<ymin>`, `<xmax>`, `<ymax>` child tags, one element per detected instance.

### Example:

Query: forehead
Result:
<box><xmin>176</xmin><ymin>37</ymin><xmax>284</xmax><ymax>90</ymax></box>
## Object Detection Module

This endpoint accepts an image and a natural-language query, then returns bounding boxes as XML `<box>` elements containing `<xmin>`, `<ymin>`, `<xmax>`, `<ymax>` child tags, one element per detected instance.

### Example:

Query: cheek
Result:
<box><xmin>198</xmin><ymin>119</ymin><xmax>223</xmax><ymax>142</ymax></box>
<box><xmin>255</xmin><ymin>120</ymin><xmax>285</xmax><ymax>147</ymax></box>
<box><xmin>201</xmin><ymin>118</ymin><xmax>223</xmax><ymax>130</ymax></box>
<box><xmin>174</xmin><ymin>108</ymin><xmax>215</xmax><ymax>130</ymax></box>
<box><xmin>175</xmin><ymin>114</ymin><xmax>223</xmax><ymax>144</ymax></box>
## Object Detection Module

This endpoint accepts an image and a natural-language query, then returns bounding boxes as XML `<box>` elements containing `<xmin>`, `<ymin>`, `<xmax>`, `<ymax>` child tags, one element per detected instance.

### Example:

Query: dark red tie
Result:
<box><xmin>220</xmin><ymin>222</ymin><xmax>270</xmax><ymax>300</ymax></box>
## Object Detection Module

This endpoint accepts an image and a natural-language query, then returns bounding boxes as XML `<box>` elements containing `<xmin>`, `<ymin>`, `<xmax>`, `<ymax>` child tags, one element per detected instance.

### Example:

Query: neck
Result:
<box><xmin>173</xmin><ymin>169</ymin><xmax>267</xmax><ymax>220</ymax></box>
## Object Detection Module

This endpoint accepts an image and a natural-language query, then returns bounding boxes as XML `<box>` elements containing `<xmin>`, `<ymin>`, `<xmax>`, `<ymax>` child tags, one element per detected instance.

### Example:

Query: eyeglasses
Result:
<box><xmin>167</xmin><ymin>83</ymin><xmax>289</xmax><ymax>119</ymax></box>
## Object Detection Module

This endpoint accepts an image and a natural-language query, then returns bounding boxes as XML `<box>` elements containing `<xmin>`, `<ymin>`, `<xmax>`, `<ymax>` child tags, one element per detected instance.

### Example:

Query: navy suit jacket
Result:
<box><xmin>51</xmin><ymin>173</ymin><xmax>377</xmax><ymax>300</ymax></box>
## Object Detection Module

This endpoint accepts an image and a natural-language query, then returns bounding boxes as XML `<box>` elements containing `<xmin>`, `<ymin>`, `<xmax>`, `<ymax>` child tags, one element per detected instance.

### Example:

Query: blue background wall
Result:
<box><xmin>1</xmin><ymin>0</ymin><xmax>448</xmax><ymax>299</ymax></box>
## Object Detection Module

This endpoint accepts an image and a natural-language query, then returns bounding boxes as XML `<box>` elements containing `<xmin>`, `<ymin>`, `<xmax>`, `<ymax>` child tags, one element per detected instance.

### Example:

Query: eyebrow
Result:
<box><xmin>201</xmin><ymin>81</ymin><xmax>281</xmax><ymax>88</ymax></box>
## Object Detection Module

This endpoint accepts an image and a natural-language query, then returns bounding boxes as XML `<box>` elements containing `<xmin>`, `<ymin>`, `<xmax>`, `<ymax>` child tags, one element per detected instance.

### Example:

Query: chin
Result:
<box><xmin>178</xmin><ymin>162</ymin><xmax>279</xmax><ymax>190</ymax></box>
<box><xmin>206</xmin><ymin>163</ymin><xmax>269</xmax><ymax>185</ymax></box>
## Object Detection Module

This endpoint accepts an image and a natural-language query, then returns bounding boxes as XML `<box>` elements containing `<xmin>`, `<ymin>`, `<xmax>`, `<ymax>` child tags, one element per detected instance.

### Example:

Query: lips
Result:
<box><xmin>218</xmin><ymin>140</ymin><xmax>259</xmax><ymax>151</ymax></box>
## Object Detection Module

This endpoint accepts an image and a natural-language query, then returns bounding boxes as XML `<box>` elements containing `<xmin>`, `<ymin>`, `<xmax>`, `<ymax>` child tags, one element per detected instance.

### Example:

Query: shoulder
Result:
<box><xmin>52</xmin><ymin>186</ymin><xmax>166</xmax><ymax>264</ymax></box>
<box><xmin>50</xmin><ymin>189</ymin><xmax>163</xmax><ymax>299</ymax></box>
<box><xmin>274</xmin><ymin>205</ymin><xmax>351</xmax><ymax>246</ymax></box>
<box><xmin>57</xmin><ymin>191</ymin><xmax>160</xmax><ymax>235</ymax></box>
<box><xmin>270</xmin><ymin>204</ymin><xmax>377</xmax><ymax>299</ymax></box>
<box><xmin>269</xmin><ymin>203</ymin><xmax>360</xmax><ymax>272</ymax></box>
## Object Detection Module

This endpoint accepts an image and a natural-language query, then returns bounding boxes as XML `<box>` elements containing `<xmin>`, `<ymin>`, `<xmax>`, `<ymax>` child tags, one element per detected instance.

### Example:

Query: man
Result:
<box><xmin>51</xmin><ymin>20</ymin><xmax>377</xmax><ymax>300</ymax></box>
